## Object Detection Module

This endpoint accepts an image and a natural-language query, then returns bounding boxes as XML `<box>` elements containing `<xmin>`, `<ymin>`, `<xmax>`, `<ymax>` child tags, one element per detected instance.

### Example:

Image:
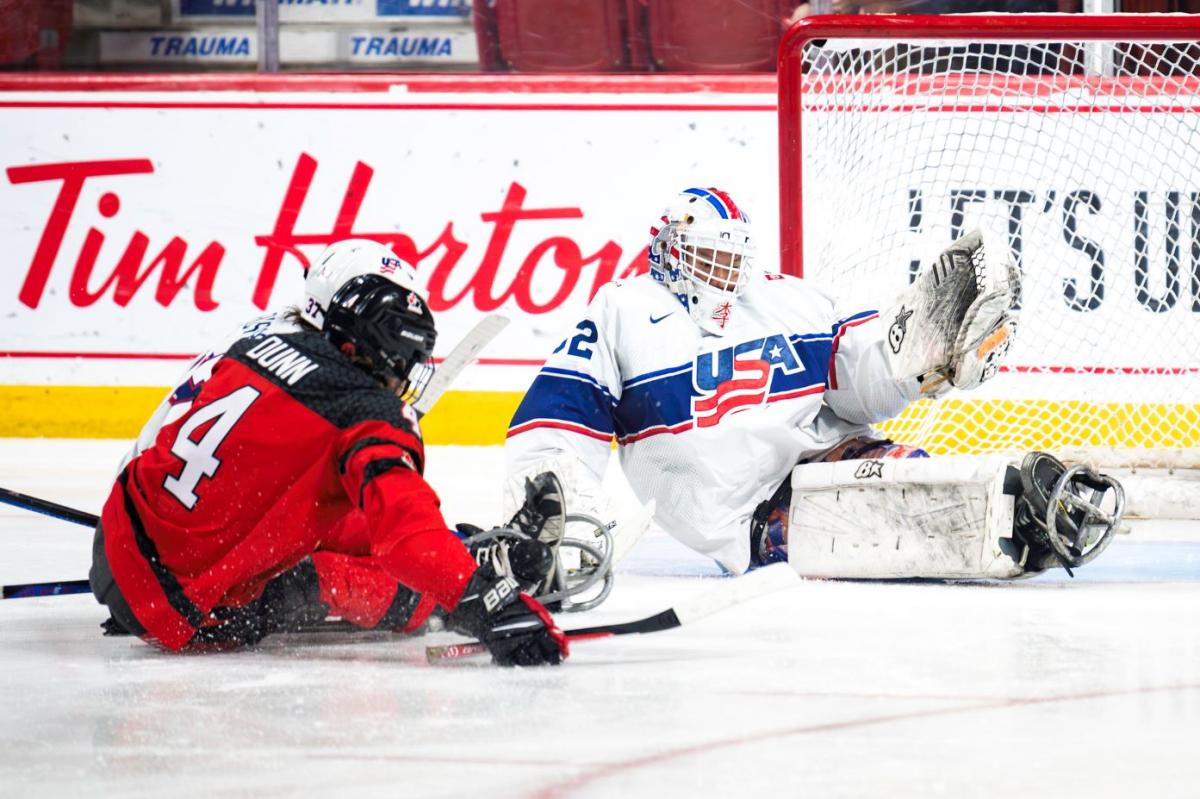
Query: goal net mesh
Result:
<box><xmin>784</xmin><ymin>16</ymin><xmax>1200</xmax><ymax>470</ymax></box>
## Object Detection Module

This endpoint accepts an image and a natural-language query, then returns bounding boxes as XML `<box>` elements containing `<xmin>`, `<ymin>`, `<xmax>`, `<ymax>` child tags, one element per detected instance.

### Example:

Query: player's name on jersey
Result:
<box><xmin>97</xmin><ymin>26</ymin><xmax>478</xmax><ymax>65</ymax></box>
<box><xmin>244</xmin><ymin>336</ymin><xmax>320</xmax><ymax>386</ymax></box>
<box><xmin>171</xmin><ymin>0</ymin><xmax>470</xmax><ymax>24</ymax></box>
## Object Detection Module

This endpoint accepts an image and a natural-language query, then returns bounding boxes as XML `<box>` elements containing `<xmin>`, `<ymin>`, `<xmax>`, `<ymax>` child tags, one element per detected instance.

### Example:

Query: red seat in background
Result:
<box><xmin>472</xmin><ymin>0</ymin><xmax>650</xmax><ymax>72</ymax></box>
<box><xmin>1119</xmin><ymin>0</ymin><xmax>1200</xmax><ymax>74</ymax></box>
<box><xmin>37</xmin><ymin>0</ymin><xmax>72</xmax><ymax>69</ymax></box>
<box><xmin>644</xmin><ymin>0</ymin><xmax>794</xmax><ymax>72</ymax></box>
<box><xmin>0</xmin><ymin>0</ymin><xmax>38</xmax><ymax>67</ymax></box>
<box><xmin>0</xmin><ymin>0</ymin><xmax>71</xmax><ymax>69</ymax></box>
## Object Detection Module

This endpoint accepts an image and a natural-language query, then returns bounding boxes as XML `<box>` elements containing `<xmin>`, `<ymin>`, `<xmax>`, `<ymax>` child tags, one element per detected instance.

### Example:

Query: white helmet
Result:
<box><xmin>648</xmin><ymin>187</ymin><xmax>755</xmax><ymax>336</ymax></box>
<box><xmin>301</xmin><ymin>238</ymin><xmax>437</xmax><ymax>402</ymax></box>
<box><xmin>300</xmin><ymin>238</ymin><xmax>420</xmax><ymax>330</ymax></box>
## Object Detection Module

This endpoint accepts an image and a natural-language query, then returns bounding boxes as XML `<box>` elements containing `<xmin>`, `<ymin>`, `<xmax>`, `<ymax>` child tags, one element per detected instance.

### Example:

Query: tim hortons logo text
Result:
<box><xmin>5</xmin><ymin>153</ymin><xmax>647</xmax><ymax>313</ymax></box>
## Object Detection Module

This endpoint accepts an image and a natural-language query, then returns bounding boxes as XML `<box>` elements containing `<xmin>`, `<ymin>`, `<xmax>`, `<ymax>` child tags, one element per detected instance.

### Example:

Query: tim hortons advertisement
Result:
<box><xmin>0</xmin><ymin>93</ymin><xmax>779</xmax><ymax>397</ymax></box>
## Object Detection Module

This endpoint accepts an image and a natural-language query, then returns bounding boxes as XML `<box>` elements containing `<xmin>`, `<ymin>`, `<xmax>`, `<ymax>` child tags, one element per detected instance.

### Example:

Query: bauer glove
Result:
<box><xmin>447</xmin><ymin>561</ymin><xmax>569</xmax><ymax>667</ymax></box>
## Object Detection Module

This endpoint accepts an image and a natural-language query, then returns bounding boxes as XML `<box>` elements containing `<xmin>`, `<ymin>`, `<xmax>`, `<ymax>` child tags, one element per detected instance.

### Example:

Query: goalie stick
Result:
<box><xmin>0</xmin><ymin>314</ymin><xmax>510</xmax><ymax>599</ymax></box>
<box><xmin>425</xmin><ymin>562</ymin><xmax>802</xmax><ymax>663</ymax></box>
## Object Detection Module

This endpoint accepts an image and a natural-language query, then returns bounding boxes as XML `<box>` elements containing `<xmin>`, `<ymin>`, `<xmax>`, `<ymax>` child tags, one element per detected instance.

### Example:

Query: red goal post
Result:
<box><xmin>777</xmin><ymin>14</ymin><xmax>1200</xmax><ymax>516</ymax></box>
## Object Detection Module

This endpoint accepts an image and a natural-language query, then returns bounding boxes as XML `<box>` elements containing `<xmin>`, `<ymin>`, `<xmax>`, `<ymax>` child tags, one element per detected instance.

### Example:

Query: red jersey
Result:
<box><xmin>99</xmin><ymin>323</ymin><xmax>477</xmax><ymax>650</ymax></box>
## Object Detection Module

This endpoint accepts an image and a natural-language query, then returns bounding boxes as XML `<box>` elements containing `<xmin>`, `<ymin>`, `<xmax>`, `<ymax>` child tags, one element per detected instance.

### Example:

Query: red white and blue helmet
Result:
<box><xmin>648</xmin><ymin>187</ymin><xmax>755</xmax><ymax>336</ymax></box>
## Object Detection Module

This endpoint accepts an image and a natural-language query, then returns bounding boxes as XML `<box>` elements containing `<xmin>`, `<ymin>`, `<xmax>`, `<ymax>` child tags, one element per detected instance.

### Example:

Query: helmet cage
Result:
<box><xmin>673</xmin><ymin>225</ymin><xmax>754</xmax><ymax>297</ymax></box>
<box><xmin>324</xmin><ymin>274</ymin><xmax>437</xmax><ymax>403</ymax></box>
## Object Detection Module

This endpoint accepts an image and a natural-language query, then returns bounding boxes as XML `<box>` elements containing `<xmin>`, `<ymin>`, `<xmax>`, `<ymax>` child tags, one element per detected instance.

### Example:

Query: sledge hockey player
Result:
<box><xmin>505</xmin><ymin>187</ymin><xmax>1125</xmax><ymax>583</ymax></box>
<box><xmin>89</xmin><ymin>239</ymin><xmax>568</xmax><ymax>666</ymax></box>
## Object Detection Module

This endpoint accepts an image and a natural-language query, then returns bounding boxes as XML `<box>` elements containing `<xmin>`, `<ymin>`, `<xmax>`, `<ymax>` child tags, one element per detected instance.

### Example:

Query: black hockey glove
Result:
<box><xmin>447</xmin><ymin>567</ymin><xmax>569</xmax><ymax>667</ymax></box>
<box><xmin>192</xmin><ymin>558</ymin><xmax>330</xmax><ymax>648</ymax></box>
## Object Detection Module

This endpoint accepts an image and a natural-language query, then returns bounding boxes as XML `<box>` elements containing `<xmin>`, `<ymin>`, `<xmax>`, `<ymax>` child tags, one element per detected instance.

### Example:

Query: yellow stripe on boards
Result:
<box><xmin>0</xmin><ymin>385</ymin><xmax>525</xmax><ymax>445</ymax></box>
<box><xmin>0</xmin><ymin>385</ymin><xmax>167</xmax><ymax>439</ymax></box>
<box><xmin>2</xmin><ymin>386</ymin><xmax>1197</xmax><ymax>453</ymax></box>
<box><xmin>417</xmin><ymin>390</ymin><xmax>524</xmax><ymax>445</ymax></box>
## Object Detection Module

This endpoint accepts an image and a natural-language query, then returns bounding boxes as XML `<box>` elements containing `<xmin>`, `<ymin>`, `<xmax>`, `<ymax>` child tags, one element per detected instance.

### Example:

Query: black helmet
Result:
<box><xmin>324</xmin><ymin>273</ymin><xmax>437</xmax><ymax>402</ymax></box>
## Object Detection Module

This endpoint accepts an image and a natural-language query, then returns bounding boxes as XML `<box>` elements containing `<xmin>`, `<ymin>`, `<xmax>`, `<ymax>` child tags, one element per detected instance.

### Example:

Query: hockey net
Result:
<box><xmin>779</xmin><ymin>14</ymin><xmax>1200</xmax><ymax>517</ymax></box>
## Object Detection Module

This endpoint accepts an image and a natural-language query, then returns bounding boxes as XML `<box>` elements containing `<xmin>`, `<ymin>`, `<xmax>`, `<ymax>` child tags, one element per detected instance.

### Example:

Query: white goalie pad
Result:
<box><xmin>882</xmin><ymin>228</ymin><xmax>1020</xmax><ymax>396</ymax></box>
<box><xmin>787</xmin><ymin>455</ymin><xmax>1026</xmax><ymax>579</ymax></box>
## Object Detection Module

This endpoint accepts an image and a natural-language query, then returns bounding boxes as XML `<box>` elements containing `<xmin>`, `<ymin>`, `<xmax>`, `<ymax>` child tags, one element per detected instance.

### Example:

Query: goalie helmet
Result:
<box><xmin>302</xmin><ymin>239</ymin><xmax>437</xmax><ymax>402</ymax></box>
<box><xmin>649</xmin><ymin>187</ymin><xmax>755</xmax><ymax>336</ymax></box>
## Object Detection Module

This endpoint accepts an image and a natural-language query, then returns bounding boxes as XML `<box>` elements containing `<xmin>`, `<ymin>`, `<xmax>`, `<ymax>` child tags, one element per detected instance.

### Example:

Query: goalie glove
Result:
<box><xmin>882</xmin><ymin>229</ymin><xmax>1020</xmax><ymax>396</ymax></box>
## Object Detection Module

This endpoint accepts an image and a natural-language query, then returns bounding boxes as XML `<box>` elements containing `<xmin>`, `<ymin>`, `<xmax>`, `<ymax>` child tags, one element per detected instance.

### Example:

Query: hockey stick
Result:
<box><xmin>0</xmin><ymin>313</ymin><xmax>510</xmax><ymax>530</ymax></box>
<box><xmin>0</xmin><ymin>485</ymin><xmax>97</xmax><ymax>598</ymax></box>
<box><xmin>425</xmin><ymin>562</ymin><xmax>802</xmax><ymax>663</ymax></box>
<box><xmin>2</xmin><ymin>579</ymin><xmax>91</xmax><ymax>600</ymax></box>
<box><xmin>0</xmin><ymin>487</ymin><xmax>99</xmax><ymax>529</ymax></box>
<box><xmin>412</xmin><ymin>313</ymin><xmax>510</xmax><ymax>417</ymax></box>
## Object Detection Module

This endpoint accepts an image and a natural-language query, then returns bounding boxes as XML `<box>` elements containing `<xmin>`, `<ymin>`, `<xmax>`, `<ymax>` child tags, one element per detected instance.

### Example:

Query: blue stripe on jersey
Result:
<box><xmin>623</xmin><ymin>363</ymin><xmax>692</xmax><ymax>390</ymax></box>
<box><xmin>513</xmin><ymin>326</ymin><xmax>854</xmax><ymax>443</ymax></box>
<box><xmin>834</xmin><ymin>309</ymin><xmax>878</xmax><ymax>330</ymax></box>
<box><xmin>775</xmin><ymin>339</ymin><xmax>832</xmax><ymax>394</ymax></box>
<box><xmin>614</xmin><ymin>369</ymin><xmax>696</xmax><ymax>439</ymax></box>
<box><xmin>824</xmin><ymin>310</ymin><xmax>880</xmax><ymax>390</ymax></box>
<box><xmin>508</xmin><ymin>370</ymin><xmax>616</xmax><ymax>436</ymax></box>
<box><xmin>686</xmin><ymin>187</ymin><xmax>729</xmax><ymax>219</ymax></box>
<box><xmin>539</xmin><ymin>366</ymin><xmax>618</xmax><ymax>406</ymax></box>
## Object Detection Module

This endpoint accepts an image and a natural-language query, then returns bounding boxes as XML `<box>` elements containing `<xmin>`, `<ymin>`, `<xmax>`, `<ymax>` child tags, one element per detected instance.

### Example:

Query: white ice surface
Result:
<box><xmin>2</xmin><ymin>440</ymin><xmax>1199</xmax><ymax>798</ymax></box>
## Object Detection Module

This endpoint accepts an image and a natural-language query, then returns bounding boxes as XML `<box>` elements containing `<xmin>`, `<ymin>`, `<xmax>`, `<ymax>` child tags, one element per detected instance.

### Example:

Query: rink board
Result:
<box><xmin>1</xmin><ymin>74</ymin><xmax>1196</xmax><ymax>449</ymax></box>
<box><xmin>0</xmin><ymin>75</ymin><xmax>778</xmax><ymax>443</ymax></box>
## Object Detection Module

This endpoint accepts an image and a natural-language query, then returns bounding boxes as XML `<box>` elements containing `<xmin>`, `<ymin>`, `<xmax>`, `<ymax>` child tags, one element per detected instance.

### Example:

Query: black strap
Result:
<box><xmin>750</xmin><ymin>474</ymin><xmax>793</xmax><ymax>560</ymax></box>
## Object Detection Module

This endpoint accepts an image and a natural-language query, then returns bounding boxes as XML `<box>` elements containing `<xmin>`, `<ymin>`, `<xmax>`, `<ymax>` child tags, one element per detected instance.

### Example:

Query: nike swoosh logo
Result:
<box><xmin>649</xmin><ymin>313</ymin><xmax>674</xmax><ymax>324</ymax></box>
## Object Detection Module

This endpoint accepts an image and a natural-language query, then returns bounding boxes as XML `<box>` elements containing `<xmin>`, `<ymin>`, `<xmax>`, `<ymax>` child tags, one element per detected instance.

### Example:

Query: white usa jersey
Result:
<box><xmin>505</xmin><ymin>273</ymin><xmax>919</xmax><ymax>574</ymax></box>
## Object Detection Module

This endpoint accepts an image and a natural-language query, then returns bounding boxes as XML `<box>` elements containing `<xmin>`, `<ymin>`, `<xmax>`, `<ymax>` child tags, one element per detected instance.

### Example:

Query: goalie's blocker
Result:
<box><xmin>777</xmin><ymin>451</ymin><xmax>1126</xmax><ymax>580</ymax></box>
